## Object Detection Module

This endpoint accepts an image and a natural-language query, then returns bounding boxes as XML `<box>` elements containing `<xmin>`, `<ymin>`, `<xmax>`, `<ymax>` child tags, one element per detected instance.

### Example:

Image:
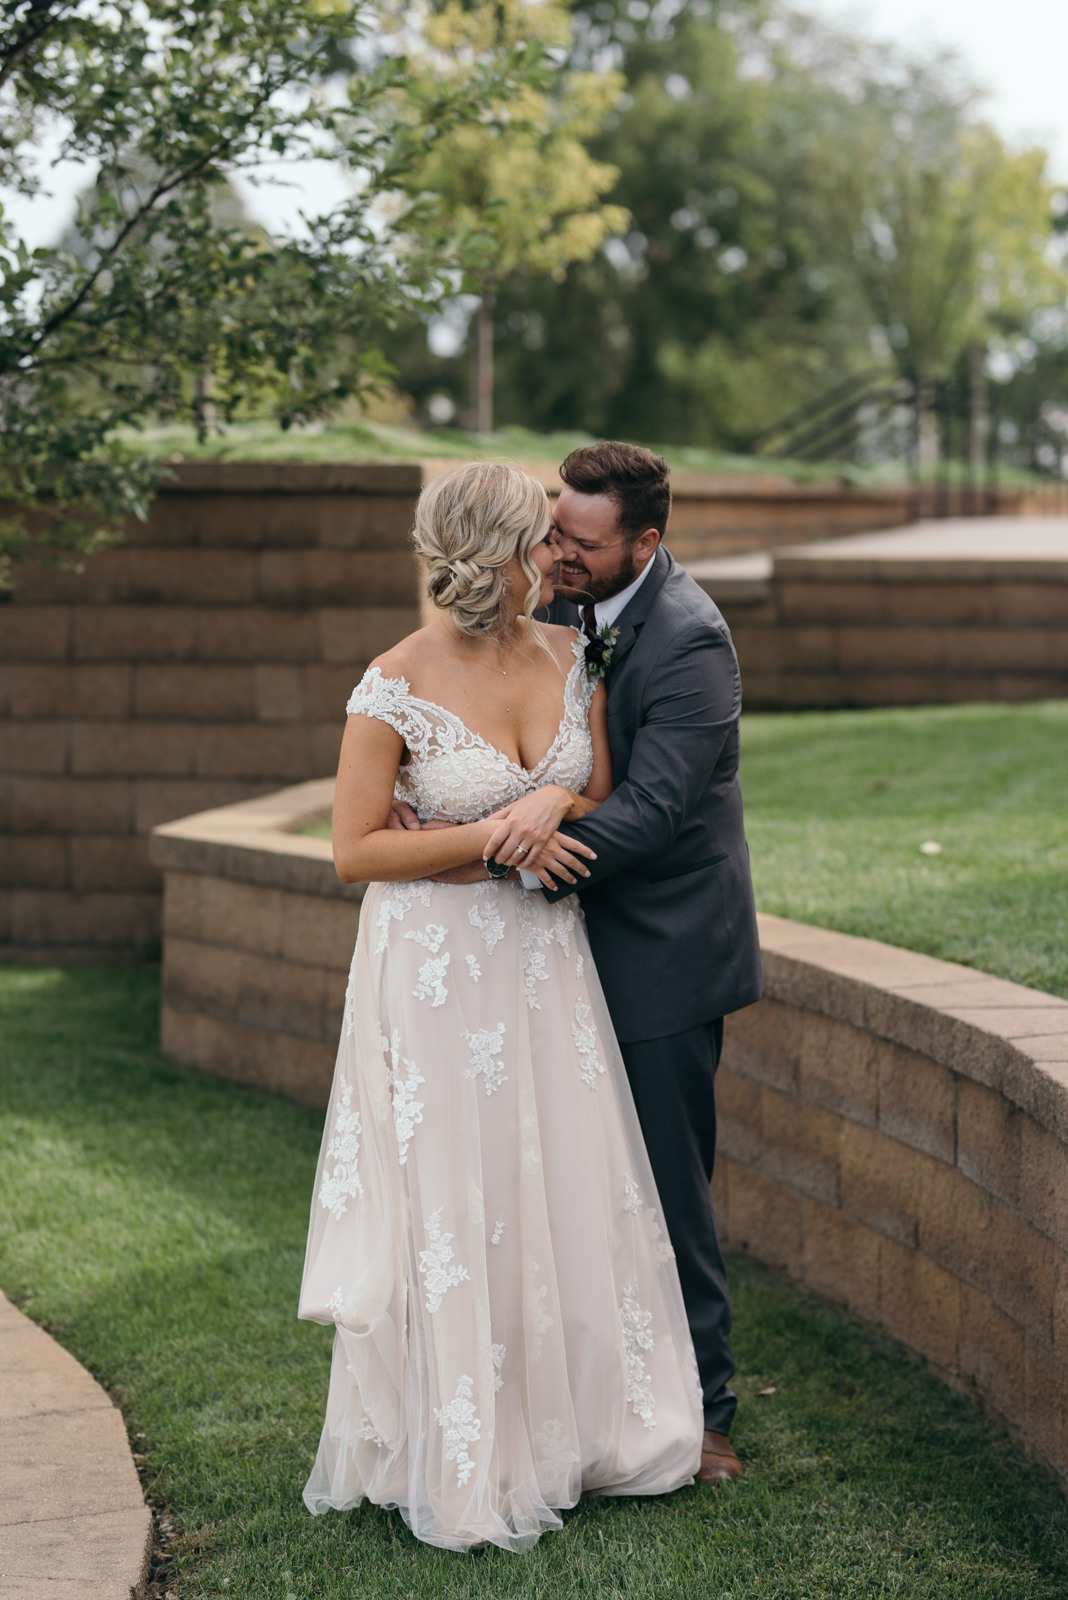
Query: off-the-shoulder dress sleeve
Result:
<box><xmin>346</xmin><ymin>667</ymin><xmax>444</xmax><ymax>768</ymax></box>
<box><xmin>346</xmin><ymin>667</ymin><xmax>417</xmax><ymax>738</ymax></box>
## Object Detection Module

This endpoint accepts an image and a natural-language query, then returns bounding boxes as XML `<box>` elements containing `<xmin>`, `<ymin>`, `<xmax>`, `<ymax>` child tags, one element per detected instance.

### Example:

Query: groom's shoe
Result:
<box><xmin>698</xmin><ymin>1430</ymin><xmax>743</xmax><ymax>1484</ymax></box>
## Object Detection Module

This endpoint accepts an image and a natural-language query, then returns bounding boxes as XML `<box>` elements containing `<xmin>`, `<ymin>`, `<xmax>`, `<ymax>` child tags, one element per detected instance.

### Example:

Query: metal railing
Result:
<box><xmin>746</xmin><ymin>369</ymin><xmax>1068</xmax><ymax>518</ymax></box>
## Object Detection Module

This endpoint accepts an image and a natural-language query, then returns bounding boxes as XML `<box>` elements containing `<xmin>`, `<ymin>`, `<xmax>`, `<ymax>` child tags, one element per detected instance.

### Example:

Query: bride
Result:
<box><xmin>299</xmin><ymin>461</ymin><xmax>703</xmax><ymax>1551</ymax></box>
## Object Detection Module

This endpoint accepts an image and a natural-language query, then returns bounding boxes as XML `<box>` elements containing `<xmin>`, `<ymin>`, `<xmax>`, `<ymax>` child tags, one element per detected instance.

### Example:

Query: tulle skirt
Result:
<box><xmin>299</xmin><ymin>877</ymin><xmax>703</xmax><ymax>1551</ymax></box>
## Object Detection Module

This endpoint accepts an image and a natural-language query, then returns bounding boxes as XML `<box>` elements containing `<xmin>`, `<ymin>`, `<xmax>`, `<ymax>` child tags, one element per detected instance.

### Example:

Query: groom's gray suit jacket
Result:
<box><xmin>545</xmin><ymin>544</ymin><xmax>763</xmax><ymax>1042</ymax></box>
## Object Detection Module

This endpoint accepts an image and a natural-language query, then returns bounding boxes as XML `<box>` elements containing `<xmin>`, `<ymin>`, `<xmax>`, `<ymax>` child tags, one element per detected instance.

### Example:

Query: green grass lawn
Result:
<box><xmin>307</xmin><ymin>699</ymin><xmax>1068</xmax><ymax>998</ymax></box>
<box><xmin>740</xmin><ymin>700</ymin><xmax>1068</xmax><ymax>1000</ymax></box>
<box><xmin>120</xmin><ymin>416</ymin><xmax>949</xmax><ymax>487</ymax></box>
<box><xmin>120</xmin><ymin>415</ymin><xmax>1048</xmax><ymax>489</ymax></box>
<box><xmin>122</xmin><ymin>415</ymin><xmax>860</xmax><ymax>480</ymax></box>
<box><xmin>3</xmin><ymin>967</ymin><xmax>1068</xmax><ymax>1598</ymax></box>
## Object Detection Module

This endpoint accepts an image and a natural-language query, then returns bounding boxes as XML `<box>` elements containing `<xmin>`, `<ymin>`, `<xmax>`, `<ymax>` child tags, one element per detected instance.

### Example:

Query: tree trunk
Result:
<box><xmin>475</xmin><ymin>292</ymin><xmax>493</xmax><ymax>435</ymax></box>
<box><xmin>195</xmin><ymin>368</ymin><xmax>217</xmax><ymax>437</ymax></box>
<box><xmin>916</xmin><ymin>386</ymin><xmax>939</xmax><ymax>472</ymax></box>
<box><xmin>968</xmin><ymin>344</ymin><xmax>989</xmax><ymax>476</ymax></box>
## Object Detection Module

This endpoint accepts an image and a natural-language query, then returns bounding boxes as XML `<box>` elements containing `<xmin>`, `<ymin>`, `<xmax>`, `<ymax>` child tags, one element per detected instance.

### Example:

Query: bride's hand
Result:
<box><xmin>520</xmin><ymin>831</ymin><xmax>596</xmax><ymax>889</ymax></box>
<box><xmin>483</xmin><ymin>786</ymin><xmax>580</xmax><ymax>869</ymax></box>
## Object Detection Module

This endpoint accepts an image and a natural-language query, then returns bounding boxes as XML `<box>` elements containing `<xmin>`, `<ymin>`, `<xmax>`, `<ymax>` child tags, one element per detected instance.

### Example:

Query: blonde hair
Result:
<box><xmin>412</xmin><ymin>461</ymin><xmax>551</xmax><ymax>639</ymax></box>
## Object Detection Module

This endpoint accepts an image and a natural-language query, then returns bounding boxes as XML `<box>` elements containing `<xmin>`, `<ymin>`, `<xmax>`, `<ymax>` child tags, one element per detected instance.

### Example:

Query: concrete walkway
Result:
<box><xmin>0</xmin><ymin>1291</ymin><xmax>152</xmax><ymax>1600</ymax></box>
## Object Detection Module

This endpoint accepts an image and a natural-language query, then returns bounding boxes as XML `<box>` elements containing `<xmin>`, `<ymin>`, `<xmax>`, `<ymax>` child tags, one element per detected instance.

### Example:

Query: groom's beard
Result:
<box><xmin>553</xmin><ymin>544</ymin><xmax>641</xmax><ymax>606</ymax></box>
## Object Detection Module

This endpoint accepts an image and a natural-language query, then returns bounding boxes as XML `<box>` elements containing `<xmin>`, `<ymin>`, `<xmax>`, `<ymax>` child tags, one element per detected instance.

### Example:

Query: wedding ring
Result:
<box><xmin>516</xmin><ymin>845</ymin><xmax>528</xmax><ymax>856</ymax></box>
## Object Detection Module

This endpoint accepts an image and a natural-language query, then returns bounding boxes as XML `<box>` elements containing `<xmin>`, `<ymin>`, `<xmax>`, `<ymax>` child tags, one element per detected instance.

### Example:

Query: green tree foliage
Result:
<box><xmin>0</xmin><ymin>0</ymin><xmax>541</xmax><ymax>580</ymax></box>
<box><xmin>391</xmin><ymin>0</ymin><xmax>628</xmax><ymax>430</ymax></box>
<box><xmin>385</xmin><ymin>1</ymin><xmax>1067</xmax><ymax>458</ymax></box>
<box><xmin>804</xmin><ymin>37</ymin><xmax>1065</xmax><ymax>388</ymax></box>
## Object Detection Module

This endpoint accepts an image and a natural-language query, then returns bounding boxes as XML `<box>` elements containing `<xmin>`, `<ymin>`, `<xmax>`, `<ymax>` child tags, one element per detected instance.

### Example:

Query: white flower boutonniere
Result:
<box><xmin>583</xmin><ymin>623</ymin><xmax>621</xmax><ymax>681</ymax></box>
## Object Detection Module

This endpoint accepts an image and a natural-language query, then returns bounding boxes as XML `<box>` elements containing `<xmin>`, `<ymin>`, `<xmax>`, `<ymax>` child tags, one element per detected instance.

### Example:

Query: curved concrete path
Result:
<box><xmin>0</xmin><ymin>1292</ymin><xmax>151</xmax><ymax>1600</ymax></box>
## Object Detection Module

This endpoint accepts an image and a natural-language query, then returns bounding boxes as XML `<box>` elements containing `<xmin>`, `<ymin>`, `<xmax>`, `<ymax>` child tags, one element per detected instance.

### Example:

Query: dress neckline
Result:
<box><xmin>368</xmin><ymin>634</ymin><xmax>586</xmax><ymax>784</ymax></box>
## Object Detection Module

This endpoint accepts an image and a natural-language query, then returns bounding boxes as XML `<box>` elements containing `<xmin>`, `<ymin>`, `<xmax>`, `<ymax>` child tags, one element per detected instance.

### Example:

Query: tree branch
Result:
<box><xmin>33</xmin><ymin>54</ymin><xmax>301</xmax><ymax>348</ymax></box>
<box><xmin>0</xmin><ymin>0</ymin><xmax>70</xmax><ymax>92</ymax></box>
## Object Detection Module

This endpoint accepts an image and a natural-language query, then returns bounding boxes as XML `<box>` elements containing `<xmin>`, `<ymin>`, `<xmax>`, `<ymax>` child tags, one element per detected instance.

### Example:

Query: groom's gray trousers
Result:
<box><xmin>620</xmin><ymin>1018</ymin><xmax>736</xmax><ymax>1436</ymax></box>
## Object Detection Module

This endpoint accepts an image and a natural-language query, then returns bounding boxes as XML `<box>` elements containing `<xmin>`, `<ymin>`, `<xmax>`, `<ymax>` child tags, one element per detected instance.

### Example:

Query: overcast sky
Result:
<box><xmin>11</xmin><ymin>0</ymin><xmax>1068</xmax><ymax>250</ymax></box>
<box><xmin>802</xmin><ymin>0</ymin><xmax>1068</xmax><ymax>178</ymax></box>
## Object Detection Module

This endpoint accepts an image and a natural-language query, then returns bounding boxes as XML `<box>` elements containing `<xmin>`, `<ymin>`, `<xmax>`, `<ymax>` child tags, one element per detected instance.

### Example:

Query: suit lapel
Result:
<box><xmin>605</xmin><ymin>545</ymin><xmax>672</xmax><ymax>688</ymax></box>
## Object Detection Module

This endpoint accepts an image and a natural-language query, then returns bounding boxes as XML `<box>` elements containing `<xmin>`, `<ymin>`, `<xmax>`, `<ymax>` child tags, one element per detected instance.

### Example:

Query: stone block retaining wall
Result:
<box><xmin>662</xmin><ymin>479</ymin><xmax>1059</xmax><ymax>563</ymax></box>
<box><xmin>716</xmin><ymin>917</ymin><xmax>1068</xmax><ymax>1485</ymax></box>
<box><xmin>5</xmin><ymin>463</ymin><xmax>1066</xmax><ymax>963</ymax></box>
<box><xmin>700</xmin><ymin>518</ymin><xmax>1068</xmax><ymax>707</ymax></box>
<box><xmin>426</xmin><ymin>457</ymin><xmax>1062</xmax><ymax>563</ymax></box>
<box><xmin>152</xmin><ymin>781</ymin><xmax>1068</xmax><ymax>1487</ymax></box>
<box><xmin>0</xmin><ymin>464</ymin><xmax>420</xmax><ymax>964</ymax></box>
<box><xmin>153</xmin><ymin>780</ymin><xmax>353</xmax><ymax>1107</ymax></box>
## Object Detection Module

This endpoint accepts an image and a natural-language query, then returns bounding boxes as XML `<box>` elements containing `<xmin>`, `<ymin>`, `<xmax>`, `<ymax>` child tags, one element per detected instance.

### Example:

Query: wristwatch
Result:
<box><xmin>484</xmin><ymin>855</ymin><xmax>511</xmax><ymax>880</ymax></box>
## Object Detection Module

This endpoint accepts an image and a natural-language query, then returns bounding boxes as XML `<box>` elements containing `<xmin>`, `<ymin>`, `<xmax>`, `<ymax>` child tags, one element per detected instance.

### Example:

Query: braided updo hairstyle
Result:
<box><xmin>412</xmin><ymin>461</ymin><xmax>551</xmax><ymax>638</ymax></box>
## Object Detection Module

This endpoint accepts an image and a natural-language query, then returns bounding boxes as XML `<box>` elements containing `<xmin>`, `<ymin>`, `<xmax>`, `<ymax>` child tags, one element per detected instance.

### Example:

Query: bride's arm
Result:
<box><xmin>334</xmin><ymin>712</ymin><xmax>596</xmax><ymax>884</ymax></box>
<box><xmin>334</xmin><ymin>714</ymin><xmax>498</xmax><ymax>882</ymax></box>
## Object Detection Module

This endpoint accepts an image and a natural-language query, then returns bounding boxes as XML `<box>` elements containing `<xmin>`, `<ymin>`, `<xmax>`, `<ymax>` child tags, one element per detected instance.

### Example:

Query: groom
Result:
<box><xmin>529</xmin><ymin>441</ymin><xmax>763</xmax><ymax>1482</ymax></box>
<box><xmin>393</xmin><ymin>441</ymin><xmax>762</xmax><ymax>1481</ymax></box>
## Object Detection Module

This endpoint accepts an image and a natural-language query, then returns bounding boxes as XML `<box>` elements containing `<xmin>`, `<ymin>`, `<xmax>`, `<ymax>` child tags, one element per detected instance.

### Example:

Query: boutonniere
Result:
<box><xmin>584</xmin><ymin>623</ymin><xmax>621</xmax><ymax>681</ymax></box>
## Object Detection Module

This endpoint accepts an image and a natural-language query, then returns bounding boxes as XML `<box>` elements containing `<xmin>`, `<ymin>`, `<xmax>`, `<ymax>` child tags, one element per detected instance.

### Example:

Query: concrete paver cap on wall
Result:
<box><xmin>0</xmin><ymin>1292</ymin><xmax>151</xmax><ymax>1599</ymax></box>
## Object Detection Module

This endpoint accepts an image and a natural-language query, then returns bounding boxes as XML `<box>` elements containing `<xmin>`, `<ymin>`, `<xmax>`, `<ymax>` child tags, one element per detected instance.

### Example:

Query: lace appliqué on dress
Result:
<box><xmin>620</xmin><ymin>1283</ymin><xmax>657</xmax><ymax>1429</ymax></box>
<box><xmin>517</xmin><ymin>891</ymin><xmax>552</xmax><ymax>1010</ymax></box>
<box><xmin>374</xmin><ymin>880</ymin><xmax>433</xmax><ymax>955</ymax></box>
<box><xmin>551</xmin><ymin>903</ymin><xmax>576</xmax><ymax>955</ymax></box>
<box><xmin>387</xmin><ymin>1028</ymin><xmax>424</xmax><ymax>1164</ymax></box>
<box><xmin>419</xmin><ymin>1208</ymin><xmax>471</xmax><ymax>1313</ymax></box>
<box><xmin>346</xmin><ymin>639</ymin><xmax>594</xmax><ymax>829</ymax></box>
<box><xmin>435</xmin><ymin>1374</ymin><xmax>480</xmax><ymax>1487</ymax></box>
<box><xmin>413</xmin><ymin>952</ymin><xmax>450</xmax><ymax>1006</ymax></box>
<box><xmin>571</xmin><ymin>998</ymin><xmax>606</xmax><ymax>1090</ymax></box>
<box><xmin>535</xmin><ymin>1417</ymin><xmax>579</xmax><ymax>1481</ymax></box>
<box><xmin>622</xmin><ymin>1173</ymin><xmax>673</xmax><ymax>1258</ymax></box>
<box><xmin>319</xmin><ymin>1080</ymin><xmax>363</xmax><ymax>1217</ymax></box>
<box><xmin>527</xmin><ymin>1257</ymin><xmax>553</xmax><ymax>1362</ymax></box>
<box><xmin>491</xmin><ymin>1343</ymin><xmax>505</xmax><ymax>1393</ymax></box>
<box><xmin>343</xmin><ymin>947</ymin><xmax>359</xmax><ymax>1039</ymax></box>
<box><xmin>466</xmin><ymin>954</ymin><xmax>482</xmax><ymax>982</ymax></box>
<box><xmin>468</xmin><ymin>883</ymin><xmax>506</xmax><ymax>958</ymax></box>
<box><xmin>464</xmin><ymin>1022</ymin><xmax>507</xmax><ymax>1095</ymax></box>
<box><xmin>355</xmin><ymin>1415</ymin><xmax>387</xmax><ymax>1448</ymax></box>
<box><xmin>405</xmin><ymin>922</ymin><xmax>447</xmax><ymax>953</ymax></box>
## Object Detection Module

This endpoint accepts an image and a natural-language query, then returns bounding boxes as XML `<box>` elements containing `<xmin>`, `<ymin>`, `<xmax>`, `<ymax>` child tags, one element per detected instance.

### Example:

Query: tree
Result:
<box><xmin>392</xmin><ymin>0</ymin><xmax>628</xmax><ymax>431</ymax></box>
<box><xmin>799</xmin><ymin>30</ymin><xmax>1066</xmax><ymax>465</ymax></box>
<box><xmin>0</xmin><ymin>0</ymin><xmax>541</xmax><ymax>581</ymax></box>
<box><xmin>382</xmin><ymin>0</ymin><xmax>1066</xmax><ymax>465</ymax></box>
<box><xmin>385</xmin><ymin>0</ymin><xmax>876</xmax><ymax>445</ymax></box>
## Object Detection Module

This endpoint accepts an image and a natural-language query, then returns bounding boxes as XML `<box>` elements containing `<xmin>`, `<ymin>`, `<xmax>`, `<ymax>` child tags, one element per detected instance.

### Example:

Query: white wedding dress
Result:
<box><xmin>299</xmin><ymin>634</ymin><xmax>703</xmax><ymax>1551</ymax></box>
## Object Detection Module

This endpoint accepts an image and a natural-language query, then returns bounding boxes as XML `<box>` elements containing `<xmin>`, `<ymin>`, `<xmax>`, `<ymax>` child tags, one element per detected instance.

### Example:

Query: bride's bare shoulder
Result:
<box><xmin>539</xmin><ymin>621</ymin><xmax>582</xmax><ymax>668</ymax></box>
<box><xmin>368</xmin><ymin>626</ymin><xmax>440</xmax><ymax>683</ymax></box>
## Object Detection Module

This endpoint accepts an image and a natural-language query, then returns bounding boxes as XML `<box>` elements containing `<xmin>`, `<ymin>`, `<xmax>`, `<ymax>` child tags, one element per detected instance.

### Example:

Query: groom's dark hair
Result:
<box><xmin>559</xmin><ymin>441</ymin><xmax>671</xmax><ymax>542</ymax></box>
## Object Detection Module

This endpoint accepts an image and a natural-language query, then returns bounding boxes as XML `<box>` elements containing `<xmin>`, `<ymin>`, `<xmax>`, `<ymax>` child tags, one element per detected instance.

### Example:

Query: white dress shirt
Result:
<box><xmin>518</xmin><ymin>547</ymin><xmax>657</xmax><ymax>888</ymax></box>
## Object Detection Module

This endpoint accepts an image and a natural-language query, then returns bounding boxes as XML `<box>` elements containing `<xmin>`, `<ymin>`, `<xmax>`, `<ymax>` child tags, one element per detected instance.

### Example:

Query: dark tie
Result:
<box><xmin>581</xmin><ymin>604</ymin><xmax>597</xmax><ymax>639</ymax></box>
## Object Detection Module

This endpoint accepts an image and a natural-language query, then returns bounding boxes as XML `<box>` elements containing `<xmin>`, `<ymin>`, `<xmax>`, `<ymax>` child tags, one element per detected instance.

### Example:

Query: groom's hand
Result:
<box><xmin>386</xmin><ymin>800</ymin><xmax>421</xmax><ymax>831</ymax></box>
